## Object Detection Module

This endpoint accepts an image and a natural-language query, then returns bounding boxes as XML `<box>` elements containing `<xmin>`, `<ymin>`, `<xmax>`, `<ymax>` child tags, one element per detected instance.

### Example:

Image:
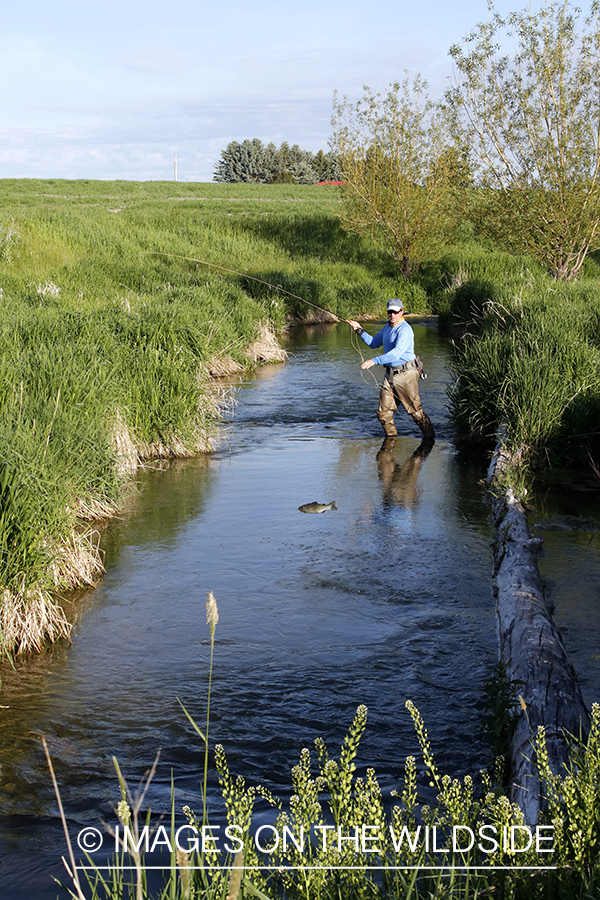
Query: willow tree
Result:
<box><xmin>449</xmin><ymin>0</ymin><xmax>600</xmax><ymax>280</ymax></box>
<box><xmin>331</xmin><ymin>77</ymin><xmax>462</xmax><ymax>280</ymax></box>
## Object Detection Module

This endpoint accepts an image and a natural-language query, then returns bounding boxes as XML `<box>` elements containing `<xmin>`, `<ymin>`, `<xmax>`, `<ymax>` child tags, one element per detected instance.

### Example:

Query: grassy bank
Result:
<box><xmin>415</xmin><ymin>243</ymin><xmax>600</xmax><ymax>485</ymax></box>
<box><xmin>0</xmin><ymin>179</ymin><xmax>409</xmax><ymax>655</ymax></box>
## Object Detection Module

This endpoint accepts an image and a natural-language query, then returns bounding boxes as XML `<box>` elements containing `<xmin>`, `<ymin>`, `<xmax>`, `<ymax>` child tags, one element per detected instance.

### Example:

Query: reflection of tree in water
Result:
<box><xmin>376</xmin><ymin>436</ymin><xmax>434</xmax><ymax>509</ymax></box>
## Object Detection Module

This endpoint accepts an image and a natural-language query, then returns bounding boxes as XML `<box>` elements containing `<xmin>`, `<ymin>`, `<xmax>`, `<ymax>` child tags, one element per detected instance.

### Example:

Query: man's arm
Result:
<box><xmin>348</xmin><ymin>320</ymin><xmax>386</xmax><ymax>369</ymax></box>
<box><xmin>371</xmin><ymin>323</ymin><xmax>413</xmax><ymax>367</ymax></box>
<box><xmin>347</xmin><ymin>320</ymin><xmax>384</xmax><ymax>349</ymax></box>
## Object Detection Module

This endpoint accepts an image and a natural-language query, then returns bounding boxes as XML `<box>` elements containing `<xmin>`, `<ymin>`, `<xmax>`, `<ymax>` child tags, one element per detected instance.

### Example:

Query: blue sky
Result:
<box><xmin>1</xmin><ymin>0</ymin><xmax>519</xmax><ymax>182</ymax></box>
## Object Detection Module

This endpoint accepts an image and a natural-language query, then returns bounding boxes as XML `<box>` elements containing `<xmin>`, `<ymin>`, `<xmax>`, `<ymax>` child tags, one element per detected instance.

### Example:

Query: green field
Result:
<box><xmin>0</xmin><ymin>179</ymin><xmax>406</xmax><ymax>323</ymax></box>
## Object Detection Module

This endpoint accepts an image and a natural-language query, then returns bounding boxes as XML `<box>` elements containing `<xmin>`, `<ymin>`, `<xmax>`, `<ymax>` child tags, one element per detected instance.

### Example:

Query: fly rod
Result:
<box><xmin>146</xmin><ymin>250</ymin><xmax>345</xmax><ymax>323</ymax></box>
<box><xmin>146</xmin><ymin>250</ymin><xmax>379</xmax><ymax>387</ymax></box>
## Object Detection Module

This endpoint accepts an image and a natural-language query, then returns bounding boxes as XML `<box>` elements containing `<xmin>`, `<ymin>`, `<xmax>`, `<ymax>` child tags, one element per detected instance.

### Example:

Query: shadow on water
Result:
<box><xmin>4</xmin><ymin>319</ymin><xmax>596</xmax><ymax>897</ymax></box>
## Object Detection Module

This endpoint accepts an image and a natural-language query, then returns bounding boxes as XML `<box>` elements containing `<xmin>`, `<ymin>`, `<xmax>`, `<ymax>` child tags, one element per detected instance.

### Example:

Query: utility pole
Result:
<box><xmin>174</xmin><ymin>155</ymin><xmax>178</xmax><ymax>182</ymax></box>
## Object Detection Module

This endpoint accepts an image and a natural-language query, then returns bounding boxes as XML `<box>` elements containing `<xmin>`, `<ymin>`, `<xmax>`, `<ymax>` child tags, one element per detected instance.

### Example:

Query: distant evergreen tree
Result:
<box><xmin>272</xmin><ymin>143</ymin><xmax>314</xmax><ymax>184</ymax></box>
<box><xmin>312</xmin><ymin>150</ymin><xmax>342</xmax><ymax>182</ymax></box>
<box><xmin>213</xmin><ymin>139</ymin><xmax>270</xmax><ymax>183</ymax></box>
<box><xmin>214</xmin><ymin>139</ymin><xmax>336</xmax><ymax>184</ymax></box>
<box><xmin>263</xmin><ymin>142</ymin><xmax>281</xmax><ymax>180</ymax></box>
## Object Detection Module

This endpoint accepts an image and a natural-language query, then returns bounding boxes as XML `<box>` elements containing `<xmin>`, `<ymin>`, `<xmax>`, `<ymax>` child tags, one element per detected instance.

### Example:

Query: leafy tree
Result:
<box><xmin>331</xmin><ymin>77</ymin><xmax>461</xmax><ymax>279</ymax></box>
<box><xmin>449</xmin><ymin>0</ymin><xmax>600</xmax><ymax>280</ymax></box>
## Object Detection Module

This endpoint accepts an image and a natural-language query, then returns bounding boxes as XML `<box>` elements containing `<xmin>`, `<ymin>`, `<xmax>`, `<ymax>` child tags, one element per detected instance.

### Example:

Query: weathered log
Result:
<box><xmin>487</xmin><ymin>443</ymin><xmax>589</xmax><ymax>823</ymax></box>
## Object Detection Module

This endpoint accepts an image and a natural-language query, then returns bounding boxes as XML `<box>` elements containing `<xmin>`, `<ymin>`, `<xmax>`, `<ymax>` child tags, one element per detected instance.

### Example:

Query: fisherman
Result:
<box><xmin>348</xmin><ymin>300</ymin><xmax>435</xmax><ymax>439</ymax></box>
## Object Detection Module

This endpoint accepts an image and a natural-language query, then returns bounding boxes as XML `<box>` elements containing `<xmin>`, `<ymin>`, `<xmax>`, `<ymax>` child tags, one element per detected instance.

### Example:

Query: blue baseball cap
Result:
<box><xmin>386</xmin><ymin>299</ymin><xmax>404</xmax><ymax>313</ymax></box>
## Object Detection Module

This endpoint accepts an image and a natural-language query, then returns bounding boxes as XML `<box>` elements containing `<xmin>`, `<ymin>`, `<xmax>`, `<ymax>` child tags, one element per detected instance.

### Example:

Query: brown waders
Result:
<box><xmin>377</xmin><ymin>362</ymin><xmax>435</xmax><ymax>439</ymax></box>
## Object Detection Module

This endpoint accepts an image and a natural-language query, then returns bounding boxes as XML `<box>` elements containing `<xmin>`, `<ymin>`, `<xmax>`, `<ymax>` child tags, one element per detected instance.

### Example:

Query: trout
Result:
<box><xmin>298</xmin><ymin>501</ymin><xmax>337</xmax><ymax>514</ymax></box>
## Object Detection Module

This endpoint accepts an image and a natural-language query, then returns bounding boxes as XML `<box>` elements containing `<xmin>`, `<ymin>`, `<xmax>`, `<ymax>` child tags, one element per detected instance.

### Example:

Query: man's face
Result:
<box><xmin>387</xmin><ymin>309</ymin><xmax>403</xmax><ymax>323</ymax></box>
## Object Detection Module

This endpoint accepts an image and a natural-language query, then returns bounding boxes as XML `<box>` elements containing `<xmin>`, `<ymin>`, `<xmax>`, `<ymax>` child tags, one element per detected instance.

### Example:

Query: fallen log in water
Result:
<box><xmin>487</xmin><ymin>442</ymin><xmax>589</xmax><ymax>823</ymax></box>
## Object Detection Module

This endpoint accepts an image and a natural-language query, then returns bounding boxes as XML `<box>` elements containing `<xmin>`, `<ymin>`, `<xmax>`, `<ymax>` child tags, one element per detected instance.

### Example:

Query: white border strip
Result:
<box><xmin>75</xmin><ymin>864</ymin><xmax>557</xmax><ymax>872</ymax></box>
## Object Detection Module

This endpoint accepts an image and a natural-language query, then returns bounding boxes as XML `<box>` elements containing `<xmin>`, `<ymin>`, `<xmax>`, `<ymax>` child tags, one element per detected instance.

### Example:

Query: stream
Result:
<box><xmin>0</xmin><ymin>320</ymin><xmax>598</xmax><ymax>898</ymax></box>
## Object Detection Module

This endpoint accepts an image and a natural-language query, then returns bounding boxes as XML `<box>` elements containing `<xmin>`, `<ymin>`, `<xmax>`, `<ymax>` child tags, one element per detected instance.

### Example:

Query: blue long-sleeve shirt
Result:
<box><xmin>359</xmin><ymin>320</ymin><xmax>415</xmax><ymax>366</ymax></box>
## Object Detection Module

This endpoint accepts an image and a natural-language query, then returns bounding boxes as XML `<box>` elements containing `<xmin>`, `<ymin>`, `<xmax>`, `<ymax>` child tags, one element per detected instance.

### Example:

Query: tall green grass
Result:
<box><xmin>431</xmin><ymin>244</ymin><xmax>600</xmax><ymax>477</ymax></box>
<box><xmin>0</xmin><ymin>179</ymin><xmax>414</xmax><ymax>653</ymax></box>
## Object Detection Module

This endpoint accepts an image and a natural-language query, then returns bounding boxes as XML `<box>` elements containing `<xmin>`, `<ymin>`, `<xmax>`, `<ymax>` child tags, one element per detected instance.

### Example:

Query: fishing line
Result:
<box><xmin>147</xmin><ymin>249</ymin><xmax>382</xmax><ymax>391</ymax></box>
<box><xmin>350</xmin><ymin>323</ymin><xmax>382</xmax><ymax>391</ymax></box>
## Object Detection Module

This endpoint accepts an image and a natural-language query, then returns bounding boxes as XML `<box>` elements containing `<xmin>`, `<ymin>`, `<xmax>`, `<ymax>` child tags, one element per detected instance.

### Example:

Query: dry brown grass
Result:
<box><xmin>292</xmin><ymin>307</ymin><xmax>339</xmax><ymax>325</ymax></box>
<box><xmin>139</xmin><ymin>437</ymin><xmax>196</xmax><ymax>459</ymax></box>
<box><xmin>76</xmin><ymin>496</ymin><xmax>120</xmax><ymax>521</ymax></box>
<box><xmin>111</xmin><ymin>410</ymin><xmax>139</xmax><ymax>477</ymax></box>
<box><xmin>0</xmin><ymin>585</ymin><xmax>71</xmax><ymax>654</ymax></box>
<box><xmin>0</xmin><ymin>529</ymin><xmax>105</xmax><ymax>654</ymax></box>
<box><xmin>51</xmin><ymin>530</ymin><xmax>106</xmax><ymax>589</ymax></box>
<box><xmin>245</xmin><ymin>322</ymin><xmax>288</xmax><ymax>362</ymax></box>
<box><xmin>206</xmin><ymin>355</ymin><xmax>245</xmax><ymax>377</ymax></box>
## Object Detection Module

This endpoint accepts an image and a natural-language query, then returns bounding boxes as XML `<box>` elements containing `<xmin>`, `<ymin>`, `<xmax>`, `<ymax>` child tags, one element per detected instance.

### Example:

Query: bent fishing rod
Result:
<box><xmin>146</xmin><ymin>250</ymin><xmax>345</xmax><ymax>323</ymax></box>
<box><xmin>145</xmin><ymin>249</ymin><xmax>380</xmax><ymax>387</ymax></box>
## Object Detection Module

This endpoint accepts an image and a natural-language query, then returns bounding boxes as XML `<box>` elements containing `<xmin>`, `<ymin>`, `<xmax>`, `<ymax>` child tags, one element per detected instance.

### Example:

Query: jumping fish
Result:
<box><xmin>298</xmin><ymin>501</ymin><xmax>337</xmax><ymax>514</ymax></box>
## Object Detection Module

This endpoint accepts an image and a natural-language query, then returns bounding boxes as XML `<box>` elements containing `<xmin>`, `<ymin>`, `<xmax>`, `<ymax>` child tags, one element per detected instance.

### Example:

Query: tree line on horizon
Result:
<box><xmin>213</xmin><ymin>139</ymin><xmax>341</xmax><ymax>185</ymax></box>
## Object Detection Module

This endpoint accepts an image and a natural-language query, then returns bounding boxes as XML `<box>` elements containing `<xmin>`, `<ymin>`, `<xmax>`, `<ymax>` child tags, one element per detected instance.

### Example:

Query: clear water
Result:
<box><xmin>529</xmin><ymin>474</ymin><xmax>600</xmax><ymax>710</ymax></box>
<box><xmin>0</xmin><ymin>321</ymin><xmax>505</xmax><ymax>897</ymax></box>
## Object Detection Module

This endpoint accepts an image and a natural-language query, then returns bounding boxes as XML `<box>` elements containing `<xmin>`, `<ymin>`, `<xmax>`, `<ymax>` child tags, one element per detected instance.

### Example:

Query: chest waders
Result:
<box><xmin>377</xmin><ymin>363</ymin><xmax>435</xmax><ymax>439</ymax></box>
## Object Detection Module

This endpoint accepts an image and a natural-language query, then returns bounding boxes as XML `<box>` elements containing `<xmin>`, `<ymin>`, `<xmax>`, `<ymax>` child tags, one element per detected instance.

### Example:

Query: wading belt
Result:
<box><xmin>385</xmin><ymin>360</ymin><xmax>418</xmax><ymax>379</ymax></box>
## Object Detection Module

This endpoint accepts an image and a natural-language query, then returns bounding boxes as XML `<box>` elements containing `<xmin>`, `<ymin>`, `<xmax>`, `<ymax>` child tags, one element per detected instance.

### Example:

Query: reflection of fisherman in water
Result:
<box><xmin>376</xmin><ymin>436</ymin><xmax>434</xmax><ymax>509</ymax></box>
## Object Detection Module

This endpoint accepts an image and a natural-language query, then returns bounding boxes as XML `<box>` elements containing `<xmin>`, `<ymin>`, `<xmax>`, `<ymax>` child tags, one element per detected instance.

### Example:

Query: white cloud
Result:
<box><xmin>0</xmin><ymin>0</ymin><xmax>511</xmax><ymax>180</ymax></box>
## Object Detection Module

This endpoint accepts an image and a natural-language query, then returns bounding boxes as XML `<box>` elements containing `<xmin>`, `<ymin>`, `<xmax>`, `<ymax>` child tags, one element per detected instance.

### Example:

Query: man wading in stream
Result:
<box><xmin>348</xmin><ymin>300</ymin><xmax>435</xmax><ymax>439</ymax></box>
